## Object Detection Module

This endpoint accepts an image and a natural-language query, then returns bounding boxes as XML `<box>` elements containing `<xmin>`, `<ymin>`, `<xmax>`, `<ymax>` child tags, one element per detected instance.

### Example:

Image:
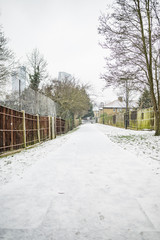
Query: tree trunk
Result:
<box><xmin>155</xmin><ymin>109</ymin><xmax>160</xmax><ymax>136</ymax></box>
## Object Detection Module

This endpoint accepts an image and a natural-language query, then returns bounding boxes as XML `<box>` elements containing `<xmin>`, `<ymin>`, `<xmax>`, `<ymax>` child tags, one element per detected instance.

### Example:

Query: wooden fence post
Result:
<box><xmin>37</xmin><ymin>114</ymin><xmax>40</xmax><ymax>143</ymax></box>
<box><xmin>48</xmin><ymin>116</ymin><xmax>51</xmax><ymax>139</ymax></box>
<box><xmin>22</xmin><ymin>110</ymin><xmax>26</xmax><ymax>148</ymax></box>
<box><xmin>60</xmin><ymin>117</ymin><xmax>61</xmax><ymax>135</ymax></box>
<box><xmin>55</xmin><ymin>117</ymin><xmax>57</xmax><ymax>138</ymax></box>
<box><xmin>3</xmin><ymin>107</ymin><xmax>5</xmax><ymax>151</ymax></box>
<box><xmin>11</xmin><ymin>109</ymin><xmax>14</xmax><ymax>150</ymax></box>
<box><xmin>65</xmin><ymin>119</ymin><xmax>68</xmax><ymax>134</ymax></box>
<box><xmin>51</xmin><ymin>116</ymin><xmax>56</xmax><ymax>139</ymax></box>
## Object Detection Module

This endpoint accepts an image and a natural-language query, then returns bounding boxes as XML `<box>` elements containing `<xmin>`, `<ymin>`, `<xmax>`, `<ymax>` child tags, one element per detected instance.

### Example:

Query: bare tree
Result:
<box><xmin>27</xmin><ymin>48</ymin><xmax>48</xmax><ymax>91</ymax></box>
<box><xmin>98</xmin><ymin>0</ymin><xmax>160</xmax><ymax>135</ymax></box>
<box><xmin>0</xmin><ymin>26</ymin><xmax>14</xmax><ymax>95</ymax></box>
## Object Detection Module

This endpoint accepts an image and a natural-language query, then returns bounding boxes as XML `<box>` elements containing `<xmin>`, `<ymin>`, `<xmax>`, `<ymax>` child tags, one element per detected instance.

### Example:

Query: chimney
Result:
<box><xmin>118</xmin><ymin>96</ymin><xmax>123</xmax><ymax>102</ymax></box>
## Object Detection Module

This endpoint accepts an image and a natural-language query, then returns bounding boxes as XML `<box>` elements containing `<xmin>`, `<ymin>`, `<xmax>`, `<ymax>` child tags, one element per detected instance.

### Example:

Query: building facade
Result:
<box><xmin>12</xmin><ymin>66</ymin><xmax>26</xmax><ymax>92</ymax></box>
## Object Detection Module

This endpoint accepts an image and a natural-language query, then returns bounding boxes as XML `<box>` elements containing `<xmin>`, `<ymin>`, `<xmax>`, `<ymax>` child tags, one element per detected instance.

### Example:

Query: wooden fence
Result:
<box><xmin>0</xmin><ymin>105</ymin><xmax>67</xmax><ymax>155</ymax></box>
<box><xmin>98</xmin><ymin>107</ymin><xmax>155</xmax><ymax>130</ymax></box>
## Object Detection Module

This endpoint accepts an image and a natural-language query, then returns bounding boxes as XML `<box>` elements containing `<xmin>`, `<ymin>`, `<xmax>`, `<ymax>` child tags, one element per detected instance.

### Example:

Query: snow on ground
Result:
<box><xmin>0</xmin><ymin>131</ymin><xmax>73</xmax><ymax>187</ymax></box>
<box><xmin>1</xmin><ymin>124</ymin><xmax>159</xmax><ymax>187</ymax></box>
<box><xmin>97</xmin><ymin>124</ymin><xmax>160</xmax><ymax>175</ymax></box>
<box><xmin>0</xmin><ymin>123</ymin><xmax>160</xmax><ymax>239</ymax></box>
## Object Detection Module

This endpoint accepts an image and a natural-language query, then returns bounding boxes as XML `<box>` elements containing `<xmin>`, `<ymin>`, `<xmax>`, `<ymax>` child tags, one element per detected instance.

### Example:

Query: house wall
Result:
<box><xmin>100</xmin><ymin>108</ymin><xmax>125</xmax><ymax>116</ymax></box>
<box><xmin>93</xmin><ymin>111</ymin><xmax>99</xmax><ymax>118</ymax></box>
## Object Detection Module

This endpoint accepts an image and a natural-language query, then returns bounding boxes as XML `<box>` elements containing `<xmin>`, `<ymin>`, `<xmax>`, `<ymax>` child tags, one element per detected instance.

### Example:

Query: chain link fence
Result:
<box><xmin>0</xmin><ymin>86</ymin><xmax>57</xmax><ymax>116</ymax></box>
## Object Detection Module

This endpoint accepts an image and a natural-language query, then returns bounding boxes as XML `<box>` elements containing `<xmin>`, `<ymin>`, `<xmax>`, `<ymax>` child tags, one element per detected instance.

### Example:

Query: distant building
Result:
<box><xmin>93</xmin><ymin>106</ymin><xmax>99</xmax><ymax>118</ymax></box>
<box><xmin>58</xmin><ymin>72</ymin><xmax>72</xmax><ymax>81</ymax></box>
<box><xmin>93</xmin><ymin>109</ymin><xmax>99</xmax><ymax>123</ymax></box>
<box><xmin>12</xmin><ymin>66</ymin><xmax>26</xmax><ymax>92</ymax></box>
<box><xmin>99</xmin><ymin>98</ymin><xmax>126</xmax><ymax>116</ymax></box>
<box><xmin>99</xmin><ymin>97</ymin><xmax>137</xmax><ymax>117</ymax></box>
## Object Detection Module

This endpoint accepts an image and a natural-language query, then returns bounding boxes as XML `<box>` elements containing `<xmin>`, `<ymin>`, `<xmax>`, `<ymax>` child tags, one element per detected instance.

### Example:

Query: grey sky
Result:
<box><xmin>0</xmin><ymin>0</ymin><xmax>117</xmax><ymax>104</ymax></box>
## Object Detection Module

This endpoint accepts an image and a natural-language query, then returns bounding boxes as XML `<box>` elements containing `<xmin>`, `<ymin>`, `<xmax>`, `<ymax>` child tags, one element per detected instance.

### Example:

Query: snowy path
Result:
<box><xmin>0</xmin><ymin>124</ymin><xmax>160</xmax><ymax>240</ymax></box>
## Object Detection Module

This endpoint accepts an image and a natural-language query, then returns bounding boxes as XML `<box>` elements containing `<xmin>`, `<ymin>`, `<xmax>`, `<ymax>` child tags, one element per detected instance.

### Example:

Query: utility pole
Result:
<box><xmin>103</xmin><ymin>103</ymin><xmax>104</xmax><ymax>124</ymax></box>
<box><xmin>19</xmin><ymin>79</ymin><xmax>22</xmax><ymax>111</ymax></box>
<box><xmin>125</xmin><ymin>79</ymin><xmax>129</xmax><ymax>129</ymax></box>
<box><xmin>100</xmin><ymin>102</ymin><xmax>104</xmax><ymax>124</ymax></box>
<box><xmin>159</xmin><ymin>40</ymin><xmax>160</xmax><ymax>82</ymax></box>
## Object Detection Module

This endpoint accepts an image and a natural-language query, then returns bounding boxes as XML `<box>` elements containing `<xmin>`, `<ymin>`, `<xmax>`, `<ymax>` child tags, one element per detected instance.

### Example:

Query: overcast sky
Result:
<box><xmin>0</xmin><ymin>0</ymin><xmax>117</xmax><ymax>105</ymax></box>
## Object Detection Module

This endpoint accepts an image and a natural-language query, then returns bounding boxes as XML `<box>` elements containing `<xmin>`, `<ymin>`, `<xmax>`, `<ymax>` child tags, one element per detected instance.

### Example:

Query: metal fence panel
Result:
<box><xmin>0</xmin><ymin>87</ymin><xmax>57</xmax><ymax>116</ymax></box>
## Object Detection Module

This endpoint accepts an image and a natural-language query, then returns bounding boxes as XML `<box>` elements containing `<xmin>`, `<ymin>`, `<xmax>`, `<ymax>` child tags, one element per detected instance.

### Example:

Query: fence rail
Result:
<box><xmin>0</xmin><ymin>105</ymin><xmax>68</xmax><ymax>155</ymax></box>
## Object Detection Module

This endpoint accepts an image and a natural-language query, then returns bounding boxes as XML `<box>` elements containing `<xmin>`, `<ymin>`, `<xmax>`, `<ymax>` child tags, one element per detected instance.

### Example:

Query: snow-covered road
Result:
<box><xmin>0</xmin><ymin>123</ymin><xmax>160</xmax><ymax>240</ymax></box>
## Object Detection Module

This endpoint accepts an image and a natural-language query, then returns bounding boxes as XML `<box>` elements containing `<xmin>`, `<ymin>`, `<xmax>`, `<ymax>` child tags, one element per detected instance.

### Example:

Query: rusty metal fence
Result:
<box><xmin>0</xmin><ymin>105</ymin><xmax>68</xmax><ymax>155</ymax></box>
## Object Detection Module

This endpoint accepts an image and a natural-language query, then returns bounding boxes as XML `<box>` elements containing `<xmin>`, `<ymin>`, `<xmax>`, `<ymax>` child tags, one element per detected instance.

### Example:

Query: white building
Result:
<box><xmin>12</xmin><ymin>66</ymin><xmax>26</xmax><ymax>92</ymax></box>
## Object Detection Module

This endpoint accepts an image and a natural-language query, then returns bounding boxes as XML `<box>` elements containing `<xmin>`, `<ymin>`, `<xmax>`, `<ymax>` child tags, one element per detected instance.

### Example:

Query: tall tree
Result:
<box><xmin>98</xmin><ymin>0</ymin><xmax>160</xmax><ymax>135</ymax></box>
<box><xmin>138</xmin><ymin>88</ymin><xmax>153</xmax><ymax>108</ymax></box>
<box><xmin>27</xmin><ymin>48</ymin><xmax>48</xmax><ymax>91</ymax></box>
<box><xmin>43</xmin><ymin>76</ymin><xmax>91</xmax><ymax>120</ymax></box>
<box><xmin>0</xmin><ymin>26</ymin><xmax>14</xmax><ymax>93</ymax></box>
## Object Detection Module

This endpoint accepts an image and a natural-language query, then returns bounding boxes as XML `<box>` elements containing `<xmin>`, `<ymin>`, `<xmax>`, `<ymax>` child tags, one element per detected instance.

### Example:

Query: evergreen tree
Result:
<box><xmin>138</xmin><ymin>88</ymin><xmax>152</xmax><ymax>109</ymax></box>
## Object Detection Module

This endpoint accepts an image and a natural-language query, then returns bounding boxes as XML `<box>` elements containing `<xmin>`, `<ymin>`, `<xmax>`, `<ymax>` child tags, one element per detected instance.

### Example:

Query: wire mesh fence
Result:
<box><xmin>0</xmin><ymin>86</ymin><xmax>57</xmax><ymax>116</ymax></box>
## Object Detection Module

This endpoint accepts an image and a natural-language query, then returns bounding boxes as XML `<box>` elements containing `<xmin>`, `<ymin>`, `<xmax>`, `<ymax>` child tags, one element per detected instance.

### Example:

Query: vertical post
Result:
<box><xmin>100</xmin><ymin>102</ymin><xmax>104</xmax><ymax>124</ymax></box>
<box><xmin>51</xmin><ymin>116</ymin><xmax>56</xmax><ymax>139</ymax></box>
<box><xmin>136</xmin><ymin>110</ymin><xmax>138</xmax><ymax>130</ymax></box>
<box><xmin>19</xmin><ymin>79</ymin><xmax>22</xmax><ymax>111</ymax></box>
<box><xmin>103</xmin><ymin>105</ymin><xmax>104</xmax><ymax>124</ymax></box>
<box><xmin>125</xmin><ymin>80</ymin><xmax>129</xmax><ymax>129</ymax></box>
<box><xmin>3</xmin><ymin>107</ymin><xmax>5</xmax><ymax>151</ymax></box>
<box><xmin>37</xmin><ymin>114</ymin><xmax>40</xmax><ymax>143</ymax></box>
<box><xmin>59</xmin><ymin>117</ymin><xmax>61</xmax><ymax>135</ymax></box>
<box><xmin>54</xmin><ymin>117</ymin><xmax>57</xmax><ymax>138</ymax></box>
<box><xmin>22</xmin><ymin>110</ymin><xmax>26</xmax><ymax>148</ymax></box>
<box><xmin>159</xmin><ymin>39</ymin><xmax>160</xmax><ymax>82</ymax></box>
<box><xmin>48</xmin><ymin>116</ymin><xmax>51</xmax><ymax>139</ymax></box>
<box><xmin>154</xmin><ymin>110</ymin><xmax>156</xmax><ymax>131</ymax></box>
<box><xmin>11</xmin><ymin>109</ymin><xmax>14</xmax><ymax>150</ymax></box>
<box><xmin>65</xmin><ymin>119</ymin><xmax>68</xmax><ymax>134</ymax></box>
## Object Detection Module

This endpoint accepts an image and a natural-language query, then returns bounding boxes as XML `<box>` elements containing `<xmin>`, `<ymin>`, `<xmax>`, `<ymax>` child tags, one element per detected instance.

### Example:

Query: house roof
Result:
<box><xmin>104</xmin><ymin>100</ymin><xmax>126</xmax><ymax>109</ymax></box>
<box><xmin>102</xmin><ymin>99</ymin><xmax>138</xmax><ymax>109</ymax></box>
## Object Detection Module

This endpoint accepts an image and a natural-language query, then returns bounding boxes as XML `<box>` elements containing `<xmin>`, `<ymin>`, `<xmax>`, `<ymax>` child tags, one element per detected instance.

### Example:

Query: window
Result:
<box><xmin>131</xmin><ymin>111</ymin><xmax>137</xmax><ymax>120</ymax></box>
<box><xmin>141</xmin><ymin>112</ymin><xmax>144</xmax><ymax>119</ymax></box>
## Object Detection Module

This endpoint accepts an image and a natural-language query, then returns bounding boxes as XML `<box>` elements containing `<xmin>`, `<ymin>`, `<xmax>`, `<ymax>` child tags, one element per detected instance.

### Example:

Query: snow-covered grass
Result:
<box><xmin>0</xmin><ymin>132</ymin><xmax>73</xmax><ymax>187</ymax></box>
<box><xmin>97</xmin><ymin>124</ymin><xmax>160</xmax><ymax>175</ymax></box>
